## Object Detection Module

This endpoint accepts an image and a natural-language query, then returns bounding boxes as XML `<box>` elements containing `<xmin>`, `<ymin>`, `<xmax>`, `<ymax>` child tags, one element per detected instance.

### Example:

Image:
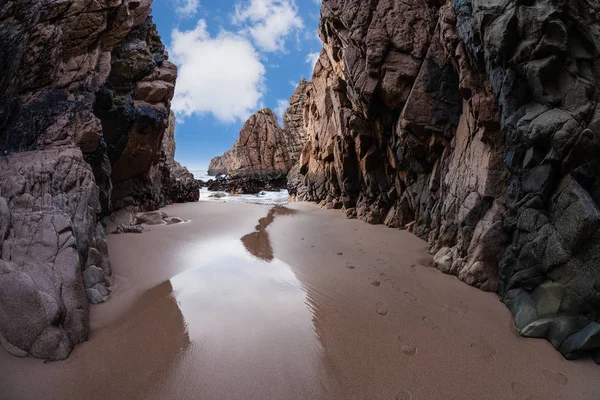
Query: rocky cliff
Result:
<box><xmin>207</xmin><ymin>155</ymin><xmax>227</xmax><ymax>176</ymax></box>
<box><xmin>159</xmin><ymin>113</ymin><xmax>200</xmax><ymax>204</ymax></box>
<box><xmin>290</xmin><ymin>0</ymin><xmax>600</xmax><ymax>362</ymax></box>
<box><xmin>209</xmin><ymin>80</ymin><xmax>309</xmax><ymax>178</ymax></box>
<box><xmin>0</xmin><ymin>0</ymin><xmax>196</xmax><ymax>360</ymax></box>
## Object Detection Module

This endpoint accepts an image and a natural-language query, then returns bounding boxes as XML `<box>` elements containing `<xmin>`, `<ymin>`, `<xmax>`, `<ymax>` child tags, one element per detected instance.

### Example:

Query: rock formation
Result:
<box><xmin>290</xmin><ymin>0</ymin><xmax>600</xmax><ymax>362</ymax></box>
<box><xmin>282</xmin><ymin>78</ymin><xmax>310</xmax><ymax>161</ymax></box>
<box><xmin>159</xmin><ymin>113</ymin><xmax>201</xmax><ymax>204</ymax></box>
<box><xmin>0</xmin><ymin>0</ymin><xmax>196</xmax><ymax>360</ymax></box>
<box><xmin>207</xmin><ymin>155</ymin><xmax>227</xmax><ymax>176</ymax></box>
<box><xmin>209</xmin><ymin>80</ymin><xmax>309</xmax><ymax>178</ymax></box>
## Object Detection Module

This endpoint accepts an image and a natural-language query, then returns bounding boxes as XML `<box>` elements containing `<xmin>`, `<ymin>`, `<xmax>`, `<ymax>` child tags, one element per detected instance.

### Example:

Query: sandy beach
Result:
<box><xmin>1</xmin><ymin>201</ymin><xmax>598</xmax><ymax>400</ymax></box>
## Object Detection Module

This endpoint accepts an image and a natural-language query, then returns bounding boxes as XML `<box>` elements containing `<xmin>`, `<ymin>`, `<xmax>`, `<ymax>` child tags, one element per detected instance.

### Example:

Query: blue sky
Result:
<box><xmin>149</xmin><ymin>0</ymin><xmax>323</xmax><ymax>171</ymax></box>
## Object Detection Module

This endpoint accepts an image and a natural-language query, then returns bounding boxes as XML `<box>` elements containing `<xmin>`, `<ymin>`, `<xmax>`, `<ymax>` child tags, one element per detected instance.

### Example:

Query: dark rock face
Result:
<box><xmin>206</xmin><ymin>175</ymin><xmax>287</xmax><ymax>195</ymax></box>
<box><xmin>0</xmin><ymin>0</ymin><xmax>194</xmax><ymax>360</ymax></box>
<box><xmin>453</xmin><ymin>0</ymin><xmax>600</xmax><ymax>362</ymax></box>
<box><xmin>158</xmin><ymin>113</ymin><xmax>200</xmax><ymax>204</ymax></box>
<box><xmin>92</xmin><ymin>16</ymin><xmax>188</xmax><ymax>211</ymax></box>
<box><xmin>291</xmin><ymin>0</ymin><xmax>600</xmax><ymax>361</ymax></box>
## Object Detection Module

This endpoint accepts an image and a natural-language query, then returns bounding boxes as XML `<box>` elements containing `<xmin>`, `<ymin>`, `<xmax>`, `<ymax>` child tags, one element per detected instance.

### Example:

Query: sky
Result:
<box><xmin>149</xmin><ymin>0</ymin><xmax>323</xmax><ymax>171</ymax></box>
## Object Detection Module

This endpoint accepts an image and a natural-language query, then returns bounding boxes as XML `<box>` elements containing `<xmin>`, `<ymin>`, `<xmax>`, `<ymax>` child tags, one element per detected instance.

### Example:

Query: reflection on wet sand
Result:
<box><xmin>2</xmin><ymin>202</ymin><xmax>599</xmax><ymax>400</ymax></box>
<box><xmin>147</xmin><ymin>213</ymin><xmax>334</xmax><ymax>400</ymax></box>
<box><xmin>1</xmin><ymin>281</ymin><xmax>190</xmax><ymax>400</ymax></box>
<box><xmin>241</xmin><ymin>206</ymin><xmax>297</xmax><ymax>261</ymax></box>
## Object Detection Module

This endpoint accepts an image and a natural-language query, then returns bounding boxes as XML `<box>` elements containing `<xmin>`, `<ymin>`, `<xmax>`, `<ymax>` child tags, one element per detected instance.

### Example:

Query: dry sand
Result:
<box><xmin>0</xmin><ymin>201</ymin><xmax>598</xmax><ymax>400</ymax></box>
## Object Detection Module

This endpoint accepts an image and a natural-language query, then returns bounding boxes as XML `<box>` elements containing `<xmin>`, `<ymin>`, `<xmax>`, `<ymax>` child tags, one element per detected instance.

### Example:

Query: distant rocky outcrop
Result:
<box><xmin>207</xmin><ymin>155</ymin><xmax>227</xmax><ymax>176</ymax></box>
<box><xmin>289</xmin><ymin>0</ymin><xmax>600</xmax><ymax>362</ymax></box>
<box><xmin>208</xmin><ymin>109</ymin><xmax>296</xmax><ymax>177</ymax></box>
<box><xmin>208</xmin><ymin>80</ymin><xmax>309</xmax><ymax>182</ymax></box>
<box><xmin>0</xmin><ymin>0</ymin><xmax>196</xmax><ymax>360</ymax></box>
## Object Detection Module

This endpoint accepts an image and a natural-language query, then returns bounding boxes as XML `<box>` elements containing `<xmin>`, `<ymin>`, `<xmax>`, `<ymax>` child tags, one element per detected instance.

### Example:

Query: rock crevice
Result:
<box><xmin>290</xmin><ymin>0</ymin><xmax>600</xmax><ymax>361</ymax></box>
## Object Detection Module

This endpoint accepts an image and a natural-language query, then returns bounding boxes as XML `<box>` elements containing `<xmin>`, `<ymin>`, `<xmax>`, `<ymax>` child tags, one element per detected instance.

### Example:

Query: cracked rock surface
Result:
<box><xmin>289</xmin><ymin>0</ymin><xmax>600</xmax><ymax>361</ymax></box>
<box><xmin>0</xmin><ymin>0</ymin><xmax>194</xmax><ymax>360</ymax></box>
<box><xmin>208</xmin><ymin>80</ymin><xmax>310</xmax><ymax>178</ymax></box>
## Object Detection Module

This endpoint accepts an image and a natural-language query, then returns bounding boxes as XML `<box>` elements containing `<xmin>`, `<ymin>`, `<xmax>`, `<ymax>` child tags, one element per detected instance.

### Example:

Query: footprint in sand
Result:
<box><xmin>443</xmin><ymin>304</ymin><xmax>460</xmax><ymax>316</ymax></box>
<box><xmin>508</xmin><ymin>387</ymin><xmax>541</xmax><ymax>400</ymax></box>
<box><xmin>421</xmin><ymin>316</ymin><xmax>443</xmax><ymax>331</ymax></box>
<box><xmin>471</xmin><ymin>337</ymin><xmax>496</xmax><ymax>362</ymax></box>
<box><xmin>442</xmin><ymin>301</ymin><xmax>470</xmax><ymax>316</ymax></box>
<box><xmin>376</xmin><ymin>301</ymin><xmax>388</xmax><ymax>316</ymax></box>
<box><xmin>510</xmin><ymin>381</ymin><xmax>539</xmax><ymax>399</ymax></box>
<box><xmin>404</xmin><ymin>291</ymin><xmax>417</xmax><ymax>302</ymax></box>
<box><xmin>371</xmin><ymin>280</ymin><xmax>381</xmax><ymax>287</ymax></box>
<box><xmin>379</xmin><ymin>273</ymin><xmax>393</xmax><ymax>283</ymax></box>
<box><xmin>376</xmin><ymin>258</ymin><xmax>385</xmax><ymax>265</ymax></box>
<box><xmin>337</xmin><ymin>252</ymin><xmax>343</xmax><ymax>255</ymax></box>
<box><xmin>346</xmin><ymin>263</ymin><xmax>356</xmax><ymax>270</ymax></box>
<box><xmin>542</xmin><ymin>369</ymin><xmax>568</xmax><ymax>386</ymax></box>
<box><xmin>396</xmin><ymin>390</ymin><xmax>413</xmax><ymax>400</ymax></box>
<box><xmin>397</xmin><ymin>334</ymin><xmax>417</xmax><ymax>356</ymax></box>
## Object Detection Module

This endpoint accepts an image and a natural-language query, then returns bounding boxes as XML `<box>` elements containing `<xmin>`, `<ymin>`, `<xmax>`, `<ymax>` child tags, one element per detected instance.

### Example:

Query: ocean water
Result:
<box><xmin>199</xmin><ymin>188</ymin><xmax>290</xmax><ymax>206</ymax></box>
<box><xmin>191</xmin><ymin>169</ymin><xmax>290</xmax><ymax>206</ymax></box>
<box><xmin>190</xmin><ymin>169</ymin><xmax>213</xmax><ymax>182</ymax></box>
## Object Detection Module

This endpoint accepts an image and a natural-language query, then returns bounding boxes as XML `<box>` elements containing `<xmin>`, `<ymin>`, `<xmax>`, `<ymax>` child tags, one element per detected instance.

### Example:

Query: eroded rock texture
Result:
<box><xmin>207</xmin><ymin>155</ymin><xmax>227</xmax><ymax>176</ymax></box>
<box><xmin>454</xmin><ymin>0</ymin><xmax>600</xmax><ymax>361</ymax></box>
<box><xmin>158</xmin><ymin>113</ymin><xmax>200</xmax><ymax>204</ymax></box>
<box><xmin>209</xmin><ymin>81</ymin><xmax>309</xmax><ymax>178</ymax></box>
<box><xmin>0</xmin><ymin>0</ymin><xmax>193</xmax><ymax>360</ymax></box>
<box><xmin>290</xmin><ymin>0</ymin><xmax>600</xmax><ymax>361</ymax></box>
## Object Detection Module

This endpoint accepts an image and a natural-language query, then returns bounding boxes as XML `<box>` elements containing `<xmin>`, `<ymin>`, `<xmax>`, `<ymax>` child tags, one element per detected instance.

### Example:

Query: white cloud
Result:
<box><xmin>233</xmin><ymin>0</ymin><xmax>304</xmax><ymax>52</ymax></box>
<box><xmin>170</xmin><ymin>21</ymin><xmax>266</xmax><ymax>123</ymax></box>
<box><xmin>274</xmin><ymin>99</ymin><xmax>289</xmax><ymax>123</ymax></box>
<box><xmin>306</xmin><ymin>51</ymin><xmax>320</xmax><ymax>70</ymax></box>
<box><xmin>174</xmin><ymin>0</ymin><xmax>200</xmax><ymax>17</ymax></box>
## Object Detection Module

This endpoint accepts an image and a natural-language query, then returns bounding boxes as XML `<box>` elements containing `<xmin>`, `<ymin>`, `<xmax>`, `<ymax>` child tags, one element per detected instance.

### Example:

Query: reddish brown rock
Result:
<box><xmin>208</xmin><ymin>109</ymin><xmax>297</xmax><ymax>177</ymax></box>
<box><xmin>208</xmin><ymin>155</ymin><xmax>228</xmax><ymax>176</ymax></box>
<box><xmin>290</xmin><ymin>0</ymin><xmax>600</xmax><ymax>361</ymax></box>
<box><xmin>209</xmin><ymin>79</ymin><xmax>309</xmax><ymax>179</ymax></box>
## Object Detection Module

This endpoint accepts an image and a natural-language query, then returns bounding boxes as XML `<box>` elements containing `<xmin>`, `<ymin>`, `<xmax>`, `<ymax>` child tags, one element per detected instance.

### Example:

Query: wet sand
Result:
<box><xmin>1</xmin><ymin>201</ymin><xmax>599</xmax><ymax>400</ymax></box>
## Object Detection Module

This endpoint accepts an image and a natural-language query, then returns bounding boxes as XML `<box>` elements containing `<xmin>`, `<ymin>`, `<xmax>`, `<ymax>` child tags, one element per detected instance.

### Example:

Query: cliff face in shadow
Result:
<box><xmin>289</xmin><ymin>0</ymin><xmax>600</xmax><ymax>362</ymax></box>
<box><xmin>0</xmin><ymin>0</ymin><xmax>196</xmax><ymax>360</ymax></box>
